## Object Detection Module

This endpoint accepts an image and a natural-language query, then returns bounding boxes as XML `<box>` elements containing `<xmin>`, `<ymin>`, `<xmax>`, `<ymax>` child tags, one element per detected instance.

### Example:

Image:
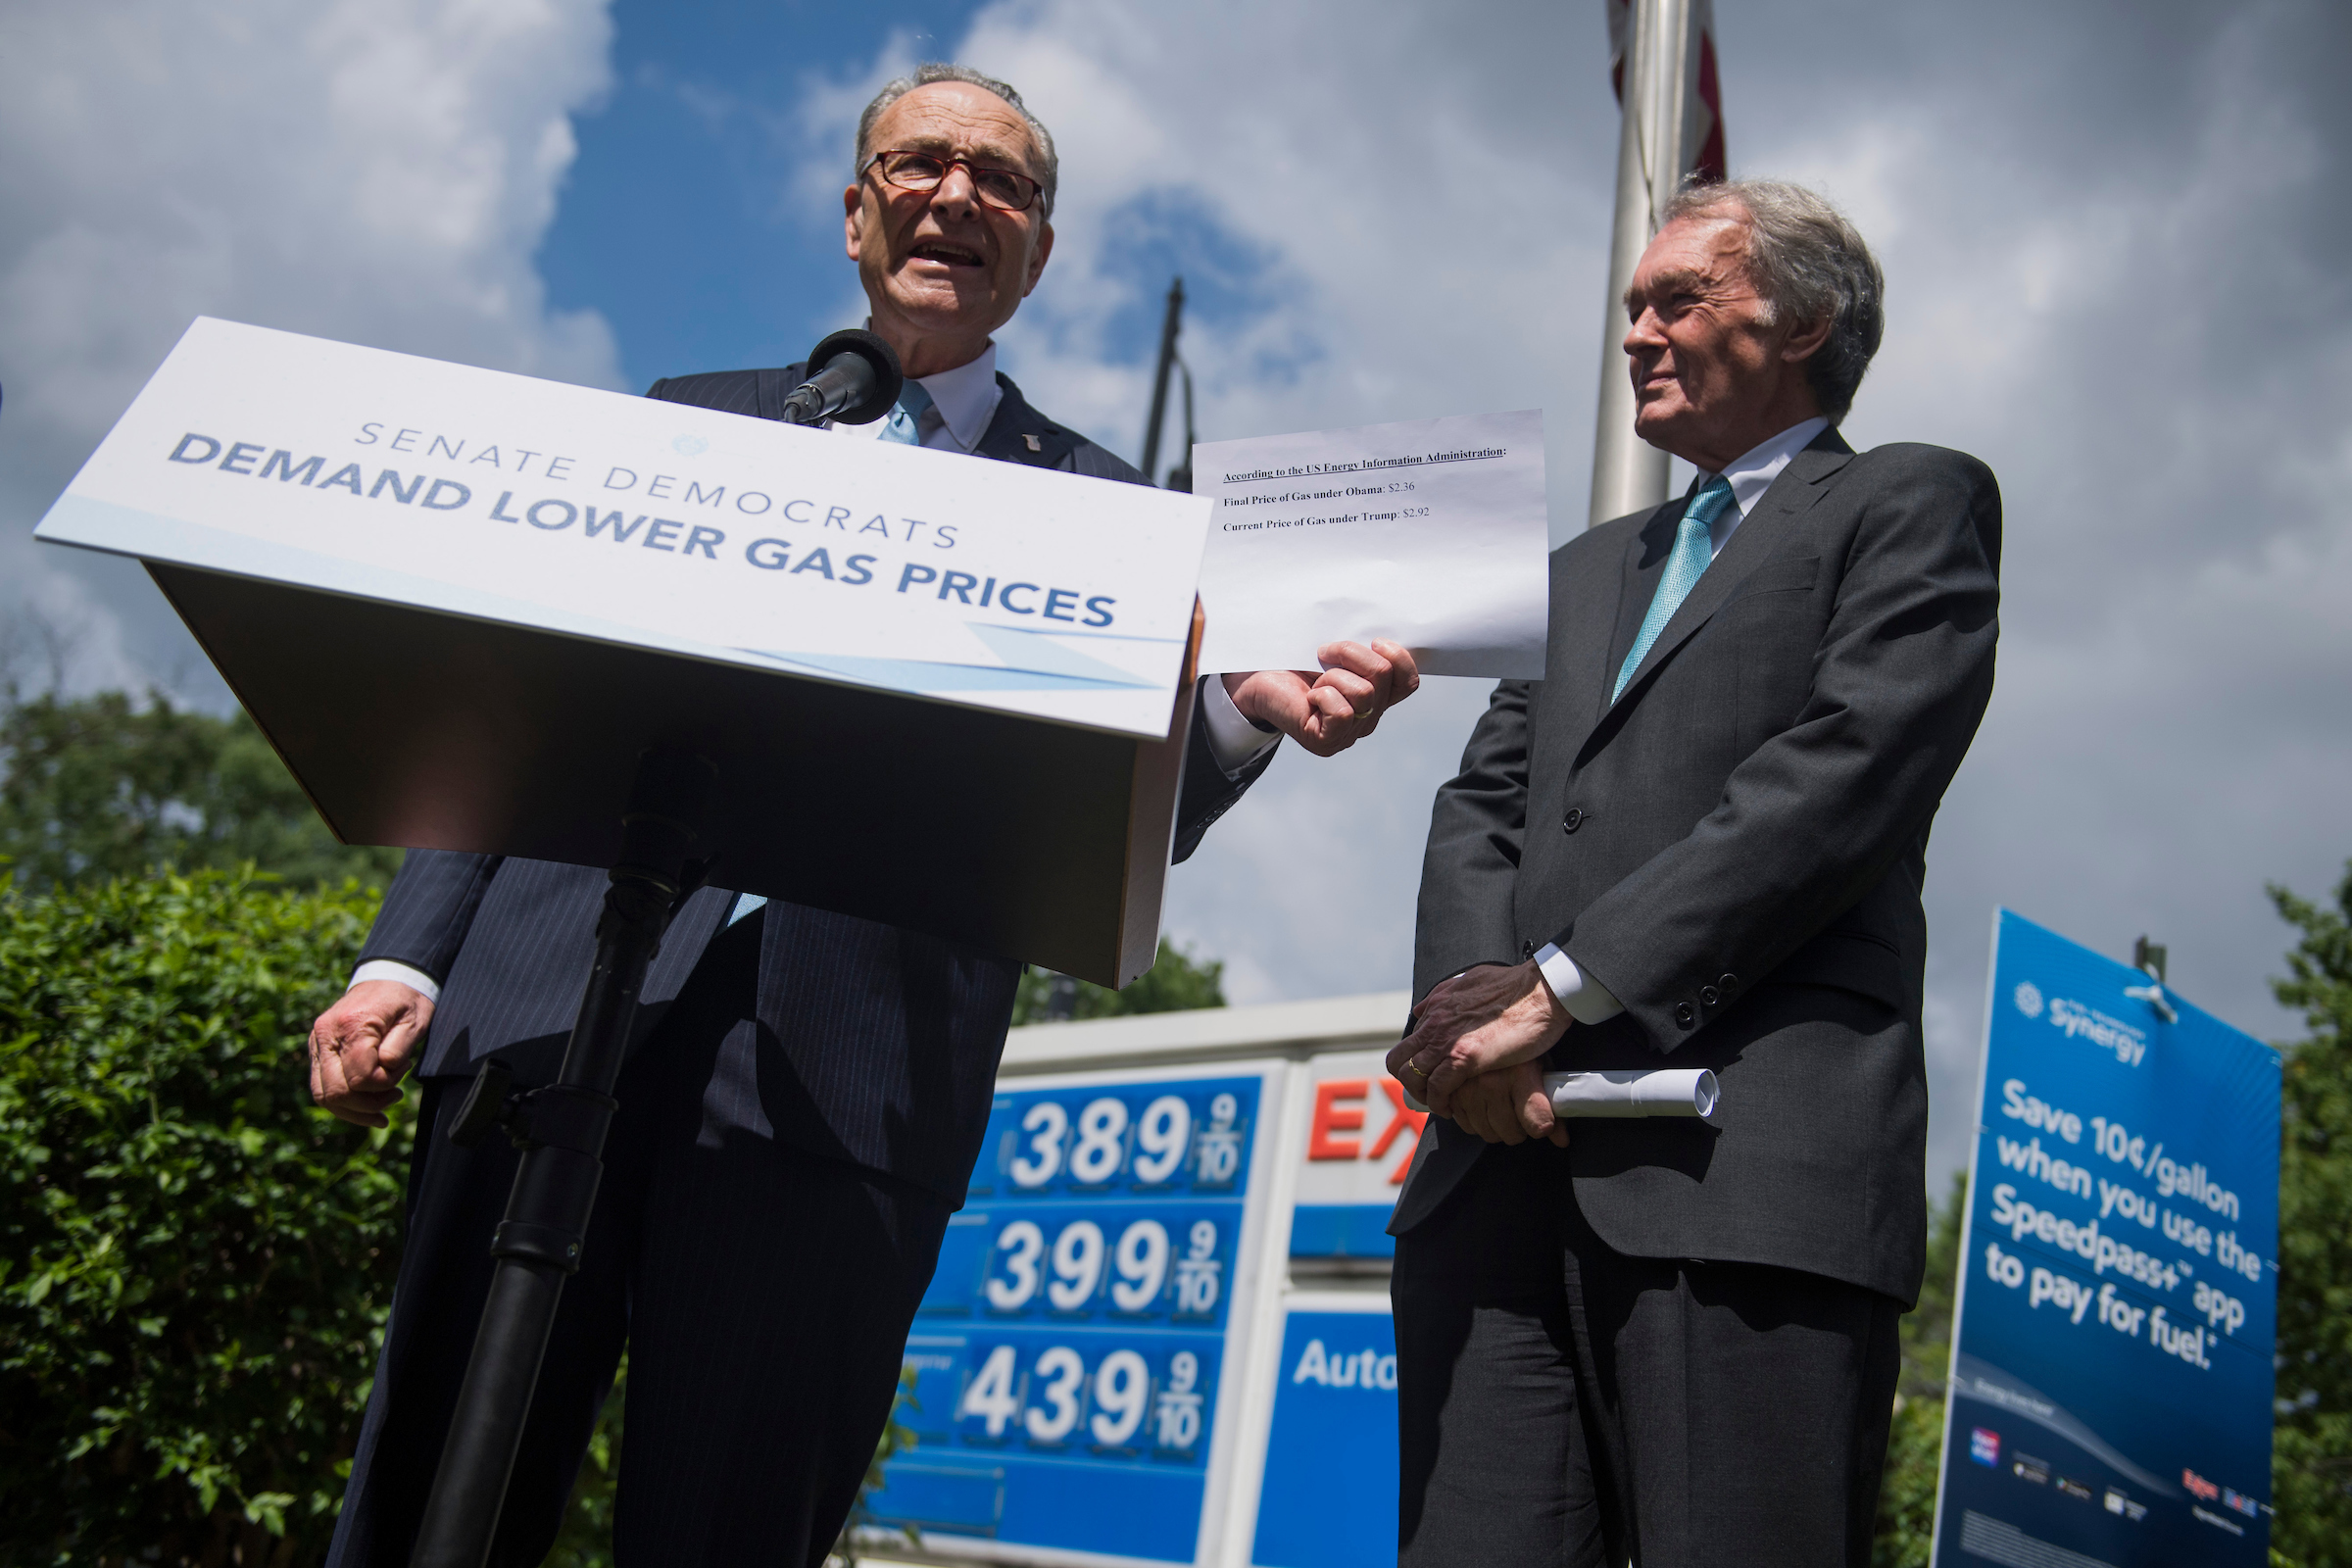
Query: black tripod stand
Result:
<box><xmin>408</xmin><ymin>751</ymin><xmax>712</xmax><ymax>1566</ymax></box>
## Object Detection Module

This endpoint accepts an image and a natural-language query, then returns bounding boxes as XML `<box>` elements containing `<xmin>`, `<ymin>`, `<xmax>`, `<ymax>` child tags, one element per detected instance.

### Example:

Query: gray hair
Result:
<box><xmin>1663</xmin><ymin>178</ymin><xmax>1884</xmax><ymax>422</ymax></box>
<box><xmin>857</xmin><ymin>64</ymin><xmax>1058</xmax><ymax>220</ymax></box>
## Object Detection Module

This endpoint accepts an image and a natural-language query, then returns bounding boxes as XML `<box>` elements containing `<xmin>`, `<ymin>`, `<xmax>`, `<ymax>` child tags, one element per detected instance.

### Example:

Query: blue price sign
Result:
<box><xmin>1934</xmin><ymin>911</ymin><xmax>2279</xmax><ymax>1566</ymax></box>
<box><xmin>1250</xmin><ymin>1309</ymin><xmax>1397</xmax><ymax>1568</ymax></box>
<box><xmin>873</xmin><ymin>1074</ymin><xmax>1266</xmax><ymax>1564</ymax></box>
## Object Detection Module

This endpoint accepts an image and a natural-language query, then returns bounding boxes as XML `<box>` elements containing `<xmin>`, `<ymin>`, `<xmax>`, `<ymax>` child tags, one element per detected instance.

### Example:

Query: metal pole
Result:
<box><xmin>1163</xmin><ymin>360</ymin><xmax>1197</xmax><ymax>493</ymax></box>
<box><xmin>1140</xmin><ymin>276</ymin><xmax>1185</xmax><ymax>484</ymax></box>
<box><xmin>1588</xmin><ymin>0</ymin><xmax>1702</xmax><ymax>527</ymax></box>
<box><xmin>410</xmin><ymin>751</ymin><xmax>716</xmax><ymax>1567</ymax></box>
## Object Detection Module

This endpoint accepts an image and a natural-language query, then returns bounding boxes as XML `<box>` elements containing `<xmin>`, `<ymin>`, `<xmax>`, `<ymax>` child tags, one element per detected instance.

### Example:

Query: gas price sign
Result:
<box><xmin>1934</xmin><ymin>911</ymin><xmax>2279</xmax><ymax>1566</ymax></box>
<box><xmin>872</xmin><ymin>1068</ymin><xmax>1277</xmax><ymax>1564</ymax></box>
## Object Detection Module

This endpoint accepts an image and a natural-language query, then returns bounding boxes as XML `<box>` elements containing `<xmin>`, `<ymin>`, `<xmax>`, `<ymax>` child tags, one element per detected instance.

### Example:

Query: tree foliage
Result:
<box><xmin>2269</xmin><ymin>863</ymin><xmax>2352</xmax><ymax>1566</ymax></box>
<box><xmin>0</xmin><ymin>690</ymin><xmax>401</xmax><ymax>894</ymax></box>
<box><xmin>1011</xmin><ymin>938</ymin><xmax>1228</xmax><ymax>1026</ymax></box>
<box><xmin>0</xmin><ymin>867</ymin><xmax>401</xmax><ymax>1566</ymax></box>
<box><xmin>1873</xmin><ymin>1172</ymin><xmax>1967</xmax><ymax>1567</ymax></box>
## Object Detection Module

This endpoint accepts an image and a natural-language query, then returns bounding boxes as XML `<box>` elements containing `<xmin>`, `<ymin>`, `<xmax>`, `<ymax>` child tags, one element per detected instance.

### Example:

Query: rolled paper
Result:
<box><xmin>1544</xmin><ymin>1068</ymin><xmax>1719</xmax><ymax>1119</ymax></box>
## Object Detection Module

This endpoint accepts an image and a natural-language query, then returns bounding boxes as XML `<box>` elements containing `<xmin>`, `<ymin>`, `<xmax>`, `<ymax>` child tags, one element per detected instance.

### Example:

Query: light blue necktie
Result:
<box><xmin>1612</xmin><ymin>475</ymin><xmax>1736</xmax><ymax>703</ymax></box>
<box><xmin>877</xmin><ymin>378</ymin><xmax>937</xmax><ymax>446</ymax></box>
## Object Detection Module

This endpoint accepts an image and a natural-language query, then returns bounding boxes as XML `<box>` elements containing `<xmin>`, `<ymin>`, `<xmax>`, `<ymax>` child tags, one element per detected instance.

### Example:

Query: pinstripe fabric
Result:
<box><xmin>329</xmin><ymin>914</ymin><xmax>950</xmax><ymax>1568</ymax></box>
<box><xmin>355</xmin><ymin>362</ymin><xmax>1266</xmax><ymax>1204</ymax></box>
<box><xmin>381</xmin><ymin>858</ymin><xmax>732</xmax><ymax>1083</ymax></box>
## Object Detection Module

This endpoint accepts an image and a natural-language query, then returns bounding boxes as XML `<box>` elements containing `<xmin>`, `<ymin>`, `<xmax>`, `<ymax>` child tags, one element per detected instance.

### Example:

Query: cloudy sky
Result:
<box><xmin>5</xmin><ymin>0</ymin><xmax>2346</xmax><ymax>1184</ymax></box>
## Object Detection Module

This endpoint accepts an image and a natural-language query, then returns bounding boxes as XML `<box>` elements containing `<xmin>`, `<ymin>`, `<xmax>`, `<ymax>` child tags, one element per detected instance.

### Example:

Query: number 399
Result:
<box><xmin>986</xmin><ymin>1216</ymin><xmax>1188</xmax><ymax>1314</ymax></box>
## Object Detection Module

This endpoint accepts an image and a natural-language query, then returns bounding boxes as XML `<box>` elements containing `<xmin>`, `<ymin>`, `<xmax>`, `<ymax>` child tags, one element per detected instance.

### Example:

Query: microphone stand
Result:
<box><xmin>410</xmin><ymin>751</ymin><xmax>714</xmax><ymax>1567</ymax></box>
<box><xmin>406</xmin><ymin>329</ymin><xmax>899</xmax><ymax>1567</ymax></box>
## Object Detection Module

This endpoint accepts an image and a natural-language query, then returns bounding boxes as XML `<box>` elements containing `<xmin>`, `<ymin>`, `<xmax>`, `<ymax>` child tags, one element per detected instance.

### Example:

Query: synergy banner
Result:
<box><xmin>1934</xmin><ymin>910</ymin><xmax>2279</xmax><ymax>1566</ymax></box>
<box><xmin>34</xmin><ymin>318</ymin><xmax>1210</xmax><ymax>739</ymax></box>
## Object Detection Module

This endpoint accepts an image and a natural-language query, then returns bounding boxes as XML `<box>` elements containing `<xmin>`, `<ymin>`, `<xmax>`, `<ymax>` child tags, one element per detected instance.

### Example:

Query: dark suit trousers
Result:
<box><xmin>1392</xmin><ymin>1141</ymin><xmax>1900</xmax><ymax>1568</ymax></box>
<box><xmin>326</xmin><ymin>911</ymin><xmax>952</xmax><ymax>1568</ymax></box>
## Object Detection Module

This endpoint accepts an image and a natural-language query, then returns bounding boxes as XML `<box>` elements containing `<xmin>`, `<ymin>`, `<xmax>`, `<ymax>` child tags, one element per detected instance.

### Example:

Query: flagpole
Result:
<box><xmin>1588</xmin><ymin>0</ymin><xmax>1722</xmax><ymax>527</ymax></box>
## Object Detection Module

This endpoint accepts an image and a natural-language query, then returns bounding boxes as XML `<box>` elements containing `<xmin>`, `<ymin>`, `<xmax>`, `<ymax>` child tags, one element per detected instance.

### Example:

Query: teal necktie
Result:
<box><xmin>1612</xmin><ymin>475</ymin><xmax>1736</xmax><ymax>703</ymax></box>
<box><xmin>878</xmin><ymin>379</ymin><xmax>937</xmax><ymax>446</ymax></box>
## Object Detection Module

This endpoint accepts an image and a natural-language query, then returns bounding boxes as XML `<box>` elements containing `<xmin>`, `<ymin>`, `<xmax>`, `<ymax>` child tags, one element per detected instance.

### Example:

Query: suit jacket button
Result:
<box><xmin>1718</xmin><ymin>972</ymin><xmax>1739</xmax><ymax>993</ymax></box>
<box><xmin>1561</xmin><ymin>808</ymin><xmax>1585</xmax><ymax>834</ymax></box>
<box><xmin>1520</xmin><ymin>940</ymin><xmax>1537</xmax><ymax>961</ymax></box>
<box><xmin>1674</xmin><ymin>1002</ymin><xmax>1695</xmax><ymax>1028</ymax></box>
<box><xmin>1699</xmin><ymin>985</ymin><xmax>1720</xmax><ymax>1007</ymax></box>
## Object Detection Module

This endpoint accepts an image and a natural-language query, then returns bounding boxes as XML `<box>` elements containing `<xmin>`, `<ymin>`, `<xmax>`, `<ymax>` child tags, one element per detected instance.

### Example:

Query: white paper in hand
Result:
<box><xmin>1191</xmin><ymin>410</ymin><xmax>1548</xmax><ymax>677</ymax></box>
<box><xmin>1544</xmin><ymin>1069</ymin><xmax>1720</xmax><ymax>1119</ymax></box>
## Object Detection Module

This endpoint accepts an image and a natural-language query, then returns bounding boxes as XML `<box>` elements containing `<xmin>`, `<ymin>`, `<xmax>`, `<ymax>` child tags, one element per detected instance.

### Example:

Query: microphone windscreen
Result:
<box><xmin>796</xmin><ymin>328</ymin><xmax>903</xmax><ymax>425</ymax></box>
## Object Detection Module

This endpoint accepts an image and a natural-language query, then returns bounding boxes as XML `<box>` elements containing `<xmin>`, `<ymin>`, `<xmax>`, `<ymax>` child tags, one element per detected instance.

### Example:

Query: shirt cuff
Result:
<box><xmin>1533</xmin><ymin>944</ymin><xmax>1625</xmax><ymax>1025</ymax></box>
<box><xmin>350</xmin><ymin>959</ymin><xmax>442</xmax><ymax>1004</ymax></box>
<box><xmin>1200</xmin><ymin>675</ymin><xmax>1280</xmax><ymax>777</ymax></box>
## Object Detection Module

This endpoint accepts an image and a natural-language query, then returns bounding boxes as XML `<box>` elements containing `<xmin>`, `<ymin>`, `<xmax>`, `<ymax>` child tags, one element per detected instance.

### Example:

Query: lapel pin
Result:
<box><xmin>1023</xmin><ymin>433</ymin><xmax>1043</xmax><ymax>452</ymax></box>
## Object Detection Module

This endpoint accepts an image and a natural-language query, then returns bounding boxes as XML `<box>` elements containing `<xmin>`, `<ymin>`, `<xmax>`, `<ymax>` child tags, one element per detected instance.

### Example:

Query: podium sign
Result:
<box><xmin>34</xmin><ymin>318</ymin><xmax>1216</xmax><ymax>983</ymax></box>
<box><xmin>1934</xmin><ymin>910</ymin><xmax>2279</xmax><ymax>1566</ymax></box>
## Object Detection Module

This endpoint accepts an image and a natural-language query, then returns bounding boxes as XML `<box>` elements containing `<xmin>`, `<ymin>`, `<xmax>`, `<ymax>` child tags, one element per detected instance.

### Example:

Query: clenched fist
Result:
<box><xmin>307</xmin><ymin>979</ymin><xmax>434</xmax><ymax>1128</ymax></box>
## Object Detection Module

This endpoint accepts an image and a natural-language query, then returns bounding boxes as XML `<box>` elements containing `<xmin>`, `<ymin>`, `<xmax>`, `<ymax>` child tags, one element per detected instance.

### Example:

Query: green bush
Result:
<box><xmin>2269</xmin><ymin>865</ymin><xmax>2352</xmax><ymax>1566</ymax></box>
<box><xmin>0</xmin><ymin>867</ymin><xmax>401</xmax><ymax>1566</ymax></box>
<box><xmin>1873</xmin><ymin>1171</ymin><xmax>1965</xmax><ymax>1566</ymax></box>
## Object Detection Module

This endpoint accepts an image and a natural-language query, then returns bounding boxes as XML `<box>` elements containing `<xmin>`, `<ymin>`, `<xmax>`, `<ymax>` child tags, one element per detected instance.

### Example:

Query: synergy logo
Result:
<box><xmin>1971</xmin><ymin>1428</ymin><xmax>2000</xmax><ymax>1466</ymax></box>
<box><xmin>2009</xmin><ymin>977</ymin><xmax>2148</xmax><ymax>1067</ymax></box>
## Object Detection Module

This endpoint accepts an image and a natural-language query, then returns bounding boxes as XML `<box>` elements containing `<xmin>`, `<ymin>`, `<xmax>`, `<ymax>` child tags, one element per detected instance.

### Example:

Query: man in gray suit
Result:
<box><xmin>309</xmin><ymin>65</ymin><xmax>1417</xmax><ymax>1568</ymax></box>
<box><xmin>1386</xmin><ymin>180</ymin><xmax>2000</xmax><ymax>1566</ymax></box>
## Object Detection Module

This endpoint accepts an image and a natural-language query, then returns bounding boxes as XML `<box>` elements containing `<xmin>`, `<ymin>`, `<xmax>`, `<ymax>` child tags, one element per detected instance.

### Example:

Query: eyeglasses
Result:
<box><xmin>864</xmin><ymin>149</ymin><xmax>1044</xmax><ymax>214</ymax></box>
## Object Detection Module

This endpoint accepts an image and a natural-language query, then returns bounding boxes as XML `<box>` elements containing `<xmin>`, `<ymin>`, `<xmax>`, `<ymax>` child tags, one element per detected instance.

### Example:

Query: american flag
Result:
<box><xmin>1605</xmin><ymin>0</ymin><xmax>1728</xmax><ymax>185</ymax></box>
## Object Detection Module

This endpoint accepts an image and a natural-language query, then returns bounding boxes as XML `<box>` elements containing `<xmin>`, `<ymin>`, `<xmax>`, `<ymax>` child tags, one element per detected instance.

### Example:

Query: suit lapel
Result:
<box><xmin>1608</xmin><ymin>428</ymin><xmax>1855</xmax><ymax>707</ymax></box>
<box><xmin>975</xmin><ymin>373</ymin><xmax>1082</xmax><ymax>468</ymax></box>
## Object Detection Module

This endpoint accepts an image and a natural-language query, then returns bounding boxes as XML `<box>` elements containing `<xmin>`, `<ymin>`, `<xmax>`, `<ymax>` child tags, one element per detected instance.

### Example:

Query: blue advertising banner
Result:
<box><xmin>1249</xmin><ymin>1307</ymin><xmax>1398</xmax><ymax>1568</ymax></box>
<box><xmin>1934</xmin><ymin>910</ymin><xmax>2279</xmax><ymax>1566</ymax></box>
<box><xmin>872</xmin><ymin>1074</ymin><xmax>1266</xmax><ymax>1564</ymax></box>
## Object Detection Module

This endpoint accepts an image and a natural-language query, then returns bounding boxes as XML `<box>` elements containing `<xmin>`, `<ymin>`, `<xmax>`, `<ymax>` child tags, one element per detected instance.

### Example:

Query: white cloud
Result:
<box><xmin>905</xmin><ymin>0</ymin><xmax>2352</xmax><ymax>1190</ymax></box>
<box><xmin>0</xmin><ymin>0</ymin><xmax>621</xmax><ymax>691</ymax></box>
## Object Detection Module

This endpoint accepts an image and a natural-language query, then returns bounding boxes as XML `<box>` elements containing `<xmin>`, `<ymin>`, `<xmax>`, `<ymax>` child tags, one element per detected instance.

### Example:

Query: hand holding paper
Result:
<box><xmin>1222</xmin><ymin>637</ymin><xmax>1421</xmax><ymax>757</ymax></box>
<box><xmin>1195</xmin><ymin>410</ymin><xmax>1549</xmax><ymax>678</ymax></box>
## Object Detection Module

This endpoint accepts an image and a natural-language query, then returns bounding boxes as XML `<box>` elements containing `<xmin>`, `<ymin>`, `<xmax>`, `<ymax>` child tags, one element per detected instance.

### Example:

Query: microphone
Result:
<box><xmin>781</xmin><ymin>329</ymin><xmax>903</xmax><ymax>426</ymax></box>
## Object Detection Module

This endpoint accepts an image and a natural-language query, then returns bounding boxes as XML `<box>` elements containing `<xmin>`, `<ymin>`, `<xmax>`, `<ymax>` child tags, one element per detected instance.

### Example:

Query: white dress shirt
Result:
<box><xmin>825</xmin><ymin>341</ymin><xmax>1005</xmax><ymax>454</ymax></box>
<box><xmin>1532</xmin><ymin>416</ymin><xmax>1832</xmax><ymax>1025</ymax></box>
<box><xmin>351</xmin><ymin>346</ymin><xmax>1277</xmax><ymax>997</ymax></box>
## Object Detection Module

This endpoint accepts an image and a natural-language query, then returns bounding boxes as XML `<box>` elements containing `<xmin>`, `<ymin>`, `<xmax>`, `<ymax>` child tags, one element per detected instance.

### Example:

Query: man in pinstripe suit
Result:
<box><xmin>311</xmin><ymin>63</ymin><xmax>1419</xmax><ymax>1568</ymax></box>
